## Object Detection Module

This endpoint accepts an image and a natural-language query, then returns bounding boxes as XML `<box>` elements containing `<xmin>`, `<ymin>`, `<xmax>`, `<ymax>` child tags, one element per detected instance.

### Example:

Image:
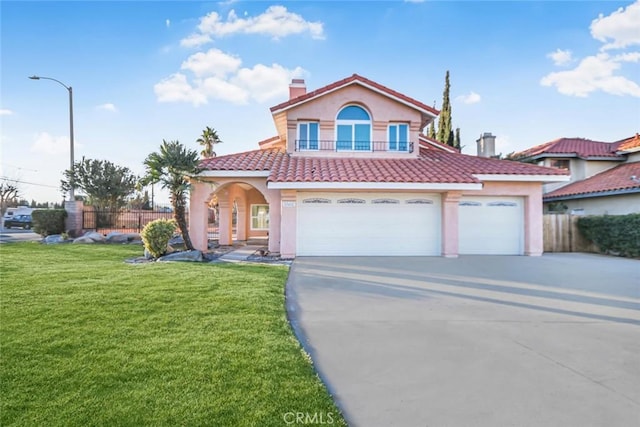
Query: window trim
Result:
<box><xmin>250</xmin><ymin>204</ymin><xmax>270</xmax><ymax>231</ymax></box>
<box><xmin>335</xmin><ymin>105</ymin><xmax>372</xmax><ymax>152</ymax></box>
<box><xmin>297</xmin><ymin>121</ymin><xmax>320</xmax><ymax>151</ymax></box>
<box><xmin>388</xmin><ymin>123</ymin><xmax>409</xmax><ymax>152</ymax></box>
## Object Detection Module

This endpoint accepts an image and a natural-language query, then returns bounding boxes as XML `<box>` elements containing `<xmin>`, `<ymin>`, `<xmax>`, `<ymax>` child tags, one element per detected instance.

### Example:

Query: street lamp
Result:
<box><xmin>29</xmin><ymin>75</ymin><xmax>75</xmax><ymax>200</ymax></box>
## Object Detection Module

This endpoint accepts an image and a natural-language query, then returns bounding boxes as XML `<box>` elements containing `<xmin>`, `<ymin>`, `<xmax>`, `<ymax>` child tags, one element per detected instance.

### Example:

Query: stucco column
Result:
<box><xmin>64</xmin><ymin>200</ymin><xmax>84</xmax><ymax>237</ymax></box>
<box><xmin>441</xmin><ymin>191</ymin><xmax>462</xmax><ymax>258</ymax></box>
<box><xmin>236</xmin><ymin>191</ymin><xmax>247</xmax><ymax>241</ymax></box>
<box><xmin>189</xmin><ymin>181</ymin><xmax>211</xmax><ymax>252</ymax></box>
<box><xmin>218</xmin><ymin>190</ymin><xmax>233</xmax><ymax>246</ymax></box>
<box><xmin>267</xmin><ymin>189</ymin><xmax>282</xmax><ymax>255</ymax></box>
<box><xmin>279</xmin><ymin>190</ymin><xmax>297</xmax><ymax>258</ymax></box>
<box><xmin>525</xmin><ymin>187</ymin><xmax>543</xmax><ymax>256</ymax></box>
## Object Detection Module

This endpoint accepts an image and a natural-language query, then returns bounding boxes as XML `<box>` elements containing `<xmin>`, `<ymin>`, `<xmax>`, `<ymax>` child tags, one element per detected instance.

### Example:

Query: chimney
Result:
<box><xmin>476</xmin><ymin>132</ymin><xmax>496</xmax><ymax>157</ymax></box>
<box><xmin>289</xmin><ymin>78</ymin><xmax>306</xmax><ymax>100</ymax></box>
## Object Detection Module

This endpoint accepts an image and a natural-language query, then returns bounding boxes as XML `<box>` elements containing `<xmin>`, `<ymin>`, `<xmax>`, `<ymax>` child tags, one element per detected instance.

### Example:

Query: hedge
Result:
<box><xmin>32</xmin><ymin>209</ymin><xmax>68</xmax><ymax>237</ymax></box>
<box><xmin>577</xmin><ymin>213</ymin><xmax>640</xmax><ymax>258</ymax></box>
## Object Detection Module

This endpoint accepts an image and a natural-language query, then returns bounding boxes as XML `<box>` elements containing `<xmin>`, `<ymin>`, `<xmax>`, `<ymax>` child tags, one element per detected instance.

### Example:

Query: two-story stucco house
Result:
<box><xmin>188</xmin><ymin>74</ymin><xmax>568</xmax><ymax>258</ymax></box>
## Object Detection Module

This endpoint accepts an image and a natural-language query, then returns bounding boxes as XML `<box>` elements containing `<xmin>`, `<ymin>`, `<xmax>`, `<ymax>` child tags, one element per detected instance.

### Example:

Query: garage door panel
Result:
<box><xmin>458</xmin><ymin>197</ymin><xmax>523</xmax><ymax>255</ymax></box>
<box><xmin>297</xmin><ymin>193</ymin><xmax>441</xmax><ymax>256</ymax></box>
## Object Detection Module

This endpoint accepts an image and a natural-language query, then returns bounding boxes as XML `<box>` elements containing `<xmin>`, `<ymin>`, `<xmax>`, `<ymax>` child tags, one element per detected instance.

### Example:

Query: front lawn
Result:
<box><xmin>0</xmin><ymin>243</ymin><xmax>344</xmax><ymax>426</ymax></box>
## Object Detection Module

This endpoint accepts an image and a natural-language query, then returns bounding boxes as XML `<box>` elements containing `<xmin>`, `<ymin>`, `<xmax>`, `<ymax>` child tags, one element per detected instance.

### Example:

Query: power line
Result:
<box><xmin>0</xmin><ymin>176</ymin><xmax>59</xmax><ymax>189</ymax></box>
<box><xmin>0</xmin><ymin>163</ymin><xmax>39</xmax><ymax>172</ymax></box>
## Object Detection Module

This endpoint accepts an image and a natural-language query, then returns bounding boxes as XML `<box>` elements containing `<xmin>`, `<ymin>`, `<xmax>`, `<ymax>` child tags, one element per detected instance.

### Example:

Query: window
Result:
<box><xmin>550</xmin><ymin>159</ymin><xmax>570</xmax><ymax>171</ymax></box>
<box><xmin>388</xmin><ymin>123</ymin><xmax>409</xmax><ymax>151</ymax></box>
<box><xmin>297</xmin><ymin>122</ymin><xmax>319</xmax><ymax>150</ymax></box>
<box><xmin>251</xmin><ymin>205</ymin><xmax>269</xmax><ymax>230</ymax></box>
<box><xmin>336</xmin><ymin>105</ymin><xmax>371</xmax><ymax>151</ymax></box>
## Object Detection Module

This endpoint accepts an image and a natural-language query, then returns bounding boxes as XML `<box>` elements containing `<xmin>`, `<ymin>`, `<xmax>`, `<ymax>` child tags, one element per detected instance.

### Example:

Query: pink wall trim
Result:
<box><xmin>442</xmin><ymin>191</ymin><xmax>462</xmax><ymax>257</ymax></box>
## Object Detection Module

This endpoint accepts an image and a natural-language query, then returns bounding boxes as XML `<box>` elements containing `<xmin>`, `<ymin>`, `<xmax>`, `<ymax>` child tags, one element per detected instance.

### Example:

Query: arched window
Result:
<box><xmin>336</xmin><ymin>105</ymin><xmax>371</xmax><ymax>151</ymax></box>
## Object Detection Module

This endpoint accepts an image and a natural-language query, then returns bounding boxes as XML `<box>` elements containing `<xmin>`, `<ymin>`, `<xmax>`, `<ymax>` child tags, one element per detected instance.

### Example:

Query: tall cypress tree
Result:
<box><xmin>454</xmin><ymin>127</ymin><xmax>461</xmax><ymax>150</ymax></box>
<box><xmin>427</xmin><ymin>120</ymin><xmax>436</xmax><ymax>139</ymax></box>
<box><xmin>436</xmin><ymin>70</ymin><xmax>452</xmax><ymax>146</ymax></box>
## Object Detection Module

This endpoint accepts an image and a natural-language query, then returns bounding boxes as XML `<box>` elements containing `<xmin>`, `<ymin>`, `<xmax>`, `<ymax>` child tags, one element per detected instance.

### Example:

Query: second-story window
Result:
<box><xmin>336</xmin><ymin>105</ymin><xmax>371</xmax><ymax>151</ymax></box>
<box><xmin>388</xmin><ymin>123</ymin><xmax>409</xmax><ymax>151</ymax></box>
<box><xmin>298</xmin><ymin>122</ymin><xmax>319</xmax><ymax>150</ymax></box>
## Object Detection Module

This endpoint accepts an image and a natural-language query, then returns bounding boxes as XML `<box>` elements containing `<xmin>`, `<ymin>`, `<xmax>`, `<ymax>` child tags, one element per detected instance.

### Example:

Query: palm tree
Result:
<box><xmin>196</xmin><ymin>126</ymin><xmax>223</xmax><ymax>158</ymax></box>
<box><xmin>142</xmin><ymin>140</ymin><xmax>201</xmax><ymax>250</ymax></box>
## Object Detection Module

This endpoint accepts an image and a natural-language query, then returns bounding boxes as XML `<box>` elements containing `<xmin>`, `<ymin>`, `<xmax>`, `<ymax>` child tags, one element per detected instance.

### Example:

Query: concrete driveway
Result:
<box><xmin>286</xmin><ymin>254</ymin><xmax>640</xmax><ymax>427</ymax></box>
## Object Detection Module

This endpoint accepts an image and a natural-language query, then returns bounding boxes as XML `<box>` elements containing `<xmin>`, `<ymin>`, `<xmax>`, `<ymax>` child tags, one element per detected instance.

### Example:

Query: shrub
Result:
<box><xmin>577</xmin><ymin>213</ymin><xmax>640</xmax><ymax>258</ymax></box>
<box><xmin>141</xmin><ymin>218</ymin><xmax>177</xmax><ymax>258</ymax></box>
<box><xmin>32</xmin><ymin>209</ymin><xmax>68</xmax><ymax>237</ymax></box>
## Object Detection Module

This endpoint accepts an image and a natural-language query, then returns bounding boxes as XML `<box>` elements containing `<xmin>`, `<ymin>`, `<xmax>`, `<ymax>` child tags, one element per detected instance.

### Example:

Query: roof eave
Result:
<box><xmin>473</xmin><ymin>174</ymin><xmax>570</xmax><ymax>183</ymax></box>
<box><xmin>544</xmin><ymin>187</ymin><xmax>640</xmax><ymax>201</ymax></box>
<box><xmin>267</xmin><ymin>182</ymin><xmax>481</xmax><ymax>190</ymax></box>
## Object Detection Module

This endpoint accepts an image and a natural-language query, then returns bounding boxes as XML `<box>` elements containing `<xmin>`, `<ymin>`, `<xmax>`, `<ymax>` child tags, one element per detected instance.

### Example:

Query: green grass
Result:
<box><xmin>0</xmin><ymin>243</ymin><xmax>345</xmax><ymax>426</ymax></box>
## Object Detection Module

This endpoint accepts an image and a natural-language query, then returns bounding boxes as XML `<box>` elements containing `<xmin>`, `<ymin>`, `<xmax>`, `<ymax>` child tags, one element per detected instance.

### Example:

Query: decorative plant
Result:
<box><xmin>141</xmin><ymin>218</ymin><xmax>177</xmax><ymax>258</ymax></box>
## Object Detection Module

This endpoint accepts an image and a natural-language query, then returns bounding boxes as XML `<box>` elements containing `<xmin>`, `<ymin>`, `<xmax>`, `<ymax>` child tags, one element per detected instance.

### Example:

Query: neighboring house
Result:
<box><xmin>512</xmin><ymin>134</ymin><xmax>640</xmax><ymax>215</ymax></box>
<box><xmin>188</xmin><ymin>74</ymin><xmax>568</xmax><ymax>257</ymax></box>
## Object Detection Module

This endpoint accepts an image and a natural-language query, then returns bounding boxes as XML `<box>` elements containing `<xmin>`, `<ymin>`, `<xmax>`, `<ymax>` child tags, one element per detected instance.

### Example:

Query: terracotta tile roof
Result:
<box><xmin>420</xmin><ymin>150</ymin><xmax>569</xmax><ymax>176</ymax></box>
<box><xmin>257</xmin><ymin>135</ymin><xmax>281</xmax><ymax>147</ymax></box>
<box><xmin>270</xmin><ymin>74</ymin><xmax>440</xmax><ymax>116</ymax></box>
<box><xmin>199</xmin><ymin>148</ymin><xmax>567</xmax><ymax>184</ymax></box>
<box><xmin>418</xmin><ymin>135</ymin><xmax>459</xmax><ymax>153</ymax></box>
<box><xmin>616</xmin><ymin>133</ymin><xmax>640</xmax><ymax>152</ymax></box>
<box><xmin>544</xmin><ymin>162</ymin><xmax>640</xmax><ymax>200</ymax></box>
<box><xmin>512</xmin><ymin>137</ymin><xmax>624</xmax><ymax>160</ymax></box>
<box><xmin>199</xmin><ymin>148</ymin><xmax>285</xmax><ymax>171</ymax></box>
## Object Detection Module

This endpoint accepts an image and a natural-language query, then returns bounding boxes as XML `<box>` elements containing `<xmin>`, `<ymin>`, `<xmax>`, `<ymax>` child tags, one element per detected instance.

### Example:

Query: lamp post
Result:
<box><xmin>29</xmin><ymin>75</ymin><xmax>75</xmax><ymax>200</ymax></box>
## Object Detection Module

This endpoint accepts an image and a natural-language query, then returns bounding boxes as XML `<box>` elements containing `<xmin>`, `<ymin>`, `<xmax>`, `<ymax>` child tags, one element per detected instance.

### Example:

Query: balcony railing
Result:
<box><xmin>295</xmin><ymin>140</ymin><xmax>414</xmax><ymax>153</ymax></box>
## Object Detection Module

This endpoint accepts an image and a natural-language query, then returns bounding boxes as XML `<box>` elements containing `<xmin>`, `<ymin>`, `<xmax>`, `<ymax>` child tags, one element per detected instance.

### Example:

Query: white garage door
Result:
<box><xmin>297</xmin><ymin>192</ymin><xmax>441</xmax><ymax>256</ymax></box>
<box><xmin>458</xmin><ymin>196</ymin><xmax>524</xmax><ymax>255</ymax></box>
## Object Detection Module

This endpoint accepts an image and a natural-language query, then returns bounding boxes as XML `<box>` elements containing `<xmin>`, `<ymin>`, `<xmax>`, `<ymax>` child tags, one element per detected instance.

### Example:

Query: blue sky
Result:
<box><xmin>1</xmin><ymin>0</ymin><xmax>639</xmax><ymax>203</ymax></box>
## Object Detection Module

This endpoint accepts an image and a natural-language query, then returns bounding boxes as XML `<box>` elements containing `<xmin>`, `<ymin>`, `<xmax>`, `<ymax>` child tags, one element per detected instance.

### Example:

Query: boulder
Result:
<box><xmin>83</xmin><ymin>231</ymin><xmax>105</xmax><ymax>242</ymax></box>
<box><xmin>143</xmin><ymin>244</ymin><xmax>175</xmax><ymax>259</ymax></box>
<box><xmin>169</xmin><ymin>235</ymin><xmax>184</xmax><ymax>247</ymax></box>
<box><xmin>105</xmin><ymin>231</ymin><xmax>128</xmax><ymax>243</ymax></box>
<box><xmin>157</xmin><ymin>250</ymin><xmax>203</xmax><ymax>263</ymax></box>
<box><xmin>43</xmin><ymin>235</ymin><xmax>65</xmax><ymax>244</ymax></box>
<box><xmin>73</xmin><ymin>236</ymin><xmax>96</xmax><ymax>244</ymax></box>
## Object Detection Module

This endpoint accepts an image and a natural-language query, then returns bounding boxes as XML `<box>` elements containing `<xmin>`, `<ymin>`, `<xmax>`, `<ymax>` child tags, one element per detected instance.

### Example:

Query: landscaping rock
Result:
<box><xmin>143</xmin><ymin>244</ymin><xmax>175</xmax><ymax>259</ymax></box>
<box><xmin>82</xmin><ymin>231</ymin><xmax>105</xmax><ymax>242</ymax></box>
<box><xmin>157</xmin><ymin>250</ymin><xmax>203</xmax><ymax>263</ymax></box>
<box><xmin>43</xmin><ymin>235</ymin><xmax>65</xmax><ymax>244</ymax></box>
<box><xmin>169</xmin><ymin>235</ymin><xmax>184</xmax><ymax>247</ymax></box>
<box><xmin>73</xmin><ymin>236</ymin><xmax>96</xmax><ymax>244</ymax></box>
<box><xmin>106</xmin><ymin>232</ymin><xmax>129</xmax><ymax>243</ymax></box>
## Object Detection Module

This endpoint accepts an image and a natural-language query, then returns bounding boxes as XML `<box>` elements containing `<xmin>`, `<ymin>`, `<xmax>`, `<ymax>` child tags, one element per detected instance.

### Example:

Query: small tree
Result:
<box><xmin>0</xmin><ymin>179</ymin><xmax>20</xmax><ymax>215</ymax></box>
<box><xmin>196</xmin><ymin>126</ymin><xmax>223</xmax><ymax>158</ymax></box>
<box><xmin>436</xmin><ymin>70</ymin><xmax>453</xmax><ymax>146</ymax></box>
<box><xmin>141</xmin><ymin>218</ymin><xmax>177</xmax><ymax>258</ymax></box>
<box><xmin>142</xmin><ymin>140</ymin><xmax>201</xmax><ymax>251</ymax></box>
<box><xmin>61</xmin><ymin>157</ymin><xmax>137</xmax><ymax>211</ymax></box>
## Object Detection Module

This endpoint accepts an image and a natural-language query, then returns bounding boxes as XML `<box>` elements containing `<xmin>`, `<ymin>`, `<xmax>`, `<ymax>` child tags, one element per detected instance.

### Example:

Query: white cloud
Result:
<box><xmin>154</xmin><ymin>73</ymin><xmax>209</xmax><ymax>106</ymax></box>
<box><xmin>232</xmin><ymin>64</ymin><xmax>305</xmax><ymax>102</ymax></box>
<box><xmin>181</xmin><ymin>5</ymin><xmax>324</xmax><ymax>47</ymax></box>
<box><xmin>541</xmin><ymin>52</ymin><xmax>640</xmax><ymax>97</ymax></box>
<box><xmin>0</xmin><ymin>108</ymin><xmax>13</xmax><ymax>115</ymax></box>
<box><xmin>30</xmin><ymin>132</ymin><xmax>70</xmax><ymax>155</ymax></box>
<box><xmin>590</xmin><ymin>0</ymin><xmax>640</xmax><ymax>50</ymax></box>
<box><xmin>547</xmin><ymin>48</ymin><xmax>573</xmax><ymax>66</ymax></box>
<box><xmin>180</xmin><ymin>48</ymin><xmax>241</xmax><ymax>78</ymax></box>
<box><xmin>96</xmin><ymin>103</ymin><xmax>118</xmax><ymax>112</ymax></box>
<box><xmin>200</xmin><ymin>76</ymin><xmax>249</xmax><ymax>104</ymax></box>
<box><xmin>166</xmin><ymin>19</ymin><xmax>171</xmax><ymax>28</ymax></box>
<box><xmin>542</xmin><ymin>2</ymin><xmax>640</xmax><ymax>98</ymax></box>
<box><xmin>180</xmin><ymin>33</ymin><xmax>212</xmax><ymax>48</ymax></box>
<box><xmin>455</xmin><ymin>91</ymin><xmax>481</xmax><ymax>105</ymax></box>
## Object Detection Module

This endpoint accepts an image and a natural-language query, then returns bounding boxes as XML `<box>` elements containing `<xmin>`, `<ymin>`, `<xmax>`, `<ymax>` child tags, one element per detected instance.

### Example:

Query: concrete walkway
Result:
<box><xmin>217</xmin><ymin>245</ymin><xmax>264</xmax><ymax>262</ymax></box>
<box><xmin>287</xmin><ymin>254</ymin><xmax>640</xmax><ymax>427</ymax></box>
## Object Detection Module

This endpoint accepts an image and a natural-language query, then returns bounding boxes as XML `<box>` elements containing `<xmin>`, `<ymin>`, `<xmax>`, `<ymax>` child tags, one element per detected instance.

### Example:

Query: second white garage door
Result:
<box><xmin>296</xmin><ymin>192</ymin><xmax>441</xmax><ymax>256</ymax></box>
<box><xmin>458</xmin><ymin>196</ymin><xmax>524</xmax><ymax>255</ymax></box>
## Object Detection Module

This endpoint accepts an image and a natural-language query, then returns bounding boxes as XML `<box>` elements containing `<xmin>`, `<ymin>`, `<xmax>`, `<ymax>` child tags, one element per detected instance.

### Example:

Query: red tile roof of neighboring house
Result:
<box><xmin>616</xmin><ymin>133</ymin><xmax>640</xmax><ymax>152</ymax></box>
<box><xmin>418</xmin><ymin>135</ymin><xmax>459</xmax><ymax>153</ymax></box>
<box><xmin>512</xmin><ymin>137</ymin><xmax>624</xmax><ymax>160</ymax></box>
<box><xmin>199</xmin><ymin>148</ymin><xmax>568</xmax><ymax>184</ymax></box>
<box><xmin>544</xmin><ymin>162</ymin><xmax>640</xmax><ymax>200</ymax></box>
<box><xmin>270</xmin><ymin>74</ymin><xmax>440</xmax><ymax>116</ymax></box>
